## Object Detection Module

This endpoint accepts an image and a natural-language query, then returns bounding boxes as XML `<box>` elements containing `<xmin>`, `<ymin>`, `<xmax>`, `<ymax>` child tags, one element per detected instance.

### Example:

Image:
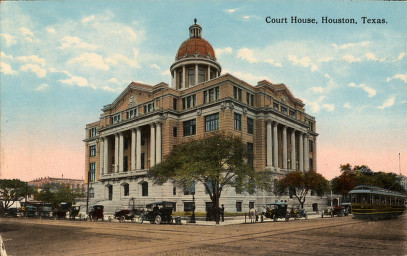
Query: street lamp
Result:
<box><xmin>191</xmin><ymin>192</ymin><xmax>196</xmax><ymax>223</ymax></box>
<box><xmin>86</xmin><ymin>170</ymin><xmax>90</xmax><ymax>214</ymax></box>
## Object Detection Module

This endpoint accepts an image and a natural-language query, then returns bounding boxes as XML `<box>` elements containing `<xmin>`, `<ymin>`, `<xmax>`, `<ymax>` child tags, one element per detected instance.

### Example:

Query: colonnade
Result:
<box><xmin>98</xmin><ymin>122</ymin><xmax>162</xmax><ymax>175</ymax></box>
<box><xmin>266</xmin><ymin>120</ymin><xmax>309</xmax><ymax>172</ymax></box>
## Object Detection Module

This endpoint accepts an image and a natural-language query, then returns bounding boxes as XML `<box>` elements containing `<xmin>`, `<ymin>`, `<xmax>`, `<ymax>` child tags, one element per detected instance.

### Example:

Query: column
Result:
<box><xmin>273</xmin><ymin>122</ymin><xmax>278</xmax><ymax>168</ymax></box>
<box><xmin>99</xmin><ymin>137</ymin><xmax>104</xmax><ymax>175</ymax></box>
<box><xmin>156</xmin><ymin>122</ymin><xmax>162</xmax><ymax>164</ymax></box>
<box><xmin>266</xmin><ymin>121</ymin><xmax>272</xmax><ymax>167</ymax></box>
<box><xmin>173</xmin><ymin>70</ymin><xmax>177</xmax><ymax>89</ymax></box>
<box><xmin>182</xmin><ymin>66</ymin><xmax>186</xmax><ymax>89</ymax></box>
<box><xmin>207</xmin><ymin>66</ymin><xmax>211</xmax><ymax>80</ymax></box>
<box><xmin>299</xmin><ymin>133</ymin><xmax>304</xmax><ymax>172</ymax></box>
<box><xmin>304</xmin><ymin>134</ymin><xmax>309</xmax><ymax>172</ymax></box>
<box><xmin>282</xmin><ymin>126</ymin><xmax>287</xmax><ymax>169</ymax></box>
<box><xmin>150</xmin><ymin>124</ymin><xmax>156</xmax><ymax>167</ymax></box>
<box><xmin>119</xmin><ymin>132</ymin><xmax>124</xmax><ymax>172</ymax></box>
<box><xmin>136</xmin><ymin>128</ymin><xmax>142</xmax><ymax>170</ymax></box>
<box><xmin>131</xmin><ymin>129</ymin><xmax>136</xmax><ymax>170</ymax></box>
<box><xmin>291</xmin><ymin>130</ymin><xmax>296</xmax><ymax>170</ymax></box>
<box><xmin>114</xmin><ymin>134</ymin><xmax>119</xmax><ymax>173</ymax></box>
<box><xmin>195</xmin><ymin>64</ymin><xmax>198</xmax><ymax>85</ymax></box>
<box><xmin>104</xmin><ymin>136</ymin><xmax>109</xmax><ymax>174</ymax></box>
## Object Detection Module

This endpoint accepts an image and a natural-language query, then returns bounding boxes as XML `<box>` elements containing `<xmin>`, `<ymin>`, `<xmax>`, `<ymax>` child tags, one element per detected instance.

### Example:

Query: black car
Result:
<box><xmin>264</xmin><ymin>202</ymin><xmax>290</xmax><ymax>221</ymax></box>
<box><xmin>139</xmin><ymin>201</ymin><xmax>175</xmax><ymax>224</ymax></box>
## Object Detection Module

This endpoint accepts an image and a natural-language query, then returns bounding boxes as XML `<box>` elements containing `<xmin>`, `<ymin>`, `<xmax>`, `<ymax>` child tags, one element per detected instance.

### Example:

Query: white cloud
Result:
<box><xmin>224</xmin><ymin>70</ymin><xmax>270</xmax><ymax>84</ymax></box>
<box><xmin>215</xmin><ymin>47</ymin><xmax>233</xmax><ymax>57</ymax></box>
<box><xmin>333</xmin><ymin>41</ymin><xmax>370</xmax><ymax>50</ymax></box>
<box><xmin>16</xmin><ymin>55</ymin><xmax>46</xmax><ymax>66</ymax></box>
<box><xmin>0</xmin><ymin>33</ymin><xmax>17</xmax><ymax>46</ymax></box>
<box><xmin>237</xmin><ymin>48</ymin><xmax>257</xmax><ymax>63</ymax></box>
<box><xmin>226</xmin><ymin>9</ymin><xmax>237</xmax><ymax>13</ymax></box>
<box><xmin>20</xmin><ymin>64</ymin><xmax>47</xmax><ymax>78</ymax></box>
<box><xmin>46</xmin><ymin>27</ymin><xmax>56</xmax><ymax>34</ymax></box>
<box><xmin>161</xmin><ymin>70</ymin><xmax>171</xmax><ymax>76</ymax></box>
<box><xmin>108</xmin><ymin>77</ymin><xmax>121</xmax><ymax>85</ymax></box>
<box><xmin>287</xmin><ymin>55</ymin><xmax>318</xmax><ymax>71</ymax></box>
<box><xmin>59</xmin><ymin>75</ymin><xmax>92</xmax><ymax>88</ymax></box>
<box><xmin>19</xmin><ymin>27</ymin><xmax>34</xmax><ymax>42</ymax></box>
<box><xmin>348</xmin><ymin>82</ymin><xmax>376</xmax><ymax>97</ymax></box>
<box><xmin>342</xmin><ymin>55</ymin><xmax>361</xmax><ymax>63</ymax></box>
<box><xmin>68</xmin><ymin>52</ymin><xmax>110</xmax><ymax>70</ymax></box>
<box><xmin>264</xmin><ymin>58</ymin><xmax>282</xmax><ymax>67</ymax></box>
<box><xmin>307</xmin><ymin>101</ymin><xmax>321</xmax><ymax>113</ymax></box>
<box><xmin>60</xmin><ymin>36</ymin><xmax>100</xmax><ymax>50</ymax></box>
<box><xmin>0</xmin><ymin>61</ymin><xmax>17</xmax><ymax>75</ymax></box>
<box><xmin>365</xmin><ymin>52</ymin><xmax>385</xmax><ymax>62</ymax></box>
<box><xmin>150</xmin><ymin>64</ymin><xmax>160</xmax><ymax>70</ymax></box>
<box><xmin>102</xmin><ymin>85</ymin><xmax>116</xmax><ymax>92</ymax></box>
<box><xmin>105</xmin><ymin>53</ymin><xmax>139</xmax><ymax>69</ymax></box>
<box><xmin>377</xmin><ymin>96</ymin><xmax>396</xmax><ymax>109</ymax></box>
<box><xmin>34</xmin><ymin>83</ymin><xmax>48</xmax><ymax>91</ymax></box>
<box><xmin>1</xmin><ymin>51</ymin><xmax>14</xmax><ymax>60</ymax></box>
<box><xmin>310</xmin><ymin>87</ymin><xmax>324</xmax><ymax>93</ymax></box>
<box><xmin>304</xmin><ymin>96</ymin><xmax>326</xmax><ymax>113</ymax></box>
<box><xmin>397</xmin><ymin>52</ymin><xmax>406</xmax><ymax>61</ymax></box>
<box><xmin>82</xmin><ymin>15</ymin><xmax>95</xmax><ymax>24</ymax></box>
<box><xmin>318</xmin><ymin>57</ymin><xmax>334</xmax><ymax>63</ymax></box>
<box><xmin>322</xmin><ymin>103</ymin><xmax>335</xmax><ymax>112</ymax></box>
<box><xmin>386</xmin><ymin>73</ymin><xmax>407</xmax><ymax>83</ymax></box>
<box><xmin>343</xmin><ymin>103</ymin><xmax>351</xmax><ymax>109</ymax></box>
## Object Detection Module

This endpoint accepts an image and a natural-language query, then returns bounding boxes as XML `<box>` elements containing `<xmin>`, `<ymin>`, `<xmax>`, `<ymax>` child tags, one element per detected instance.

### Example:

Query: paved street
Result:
<box><xmin>1</xmin><ymin>214</ymin><xmax>406</xmax><ymax>256</ymax></box>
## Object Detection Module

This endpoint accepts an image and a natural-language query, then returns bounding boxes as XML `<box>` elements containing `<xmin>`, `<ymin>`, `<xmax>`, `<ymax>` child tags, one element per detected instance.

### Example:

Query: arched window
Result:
<box><xmin>312</xmin><ymin>203</ymin><xmax>318</xmax><ymax>211</ymax></box>
<box><xmin>106</xmin><ymin>185</ymin><xmax>113</xmax><ymax>201</ymax></box>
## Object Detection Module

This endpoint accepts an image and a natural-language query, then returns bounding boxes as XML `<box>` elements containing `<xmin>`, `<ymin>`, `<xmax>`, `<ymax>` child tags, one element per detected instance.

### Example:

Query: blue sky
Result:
<box><xmin>1</xmin><ymin>1</ymin><xmax>406</xmax><ymax>181</ymax></box>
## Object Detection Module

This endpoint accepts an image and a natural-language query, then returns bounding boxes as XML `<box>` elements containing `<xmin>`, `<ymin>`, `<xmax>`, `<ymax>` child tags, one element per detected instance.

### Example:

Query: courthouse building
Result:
<box><xmin>84</xmin><ymin>20</ymin><xmax>318</xmax><ymax>213</ymax></box>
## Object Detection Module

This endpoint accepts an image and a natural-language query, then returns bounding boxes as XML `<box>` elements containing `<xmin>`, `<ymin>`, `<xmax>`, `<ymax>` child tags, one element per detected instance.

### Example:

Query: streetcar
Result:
<box><xmin>349</xmin><ymin>185</ymin><xmax>406</xmax><ymax>220</ymax></box>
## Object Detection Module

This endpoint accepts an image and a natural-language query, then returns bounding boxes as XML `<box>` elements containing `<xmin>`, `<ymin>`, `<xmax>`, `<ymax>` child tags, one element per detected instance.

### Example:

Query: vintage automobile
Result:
<box><xmin>88</xmin><ymin>205</ymin><xmax>104</xmax><ymax>221</ymax></box>
<box><xmin>264</xmin><ymin>202</ymin><xmax>290</xmax><ymax>221</ymax></box>
<box><xmin>290</xmin><ymin>208</ymin><xmax>308</xmax><ymax>219</ymax></box>
<box><xmin>25</xmin><ymin>205</ymin><xmax>37</xmax><ymax>218</ymax></box>
<box><xmin>109</xmin><ymin>208</ymin><xmax>136</xmax><ymax>223</ymax></box>
<box><xmin>139</xmin><ymin>201</ymin><xmax>175</xmax><ymax>224</ymax></box>
<box><xmin>53</xmin><ymin>202</ymin><xmax>71</xmax><ymax>219</ymax></box>
<box><xmin>69</xmin><ymin>205</ymin><xmax>81</xmax><ymax>220</ymax></box>
<box><xmin>39</xmin><ymin>204</ymin><xmax>53</xmax><ymax>219</ymax></box>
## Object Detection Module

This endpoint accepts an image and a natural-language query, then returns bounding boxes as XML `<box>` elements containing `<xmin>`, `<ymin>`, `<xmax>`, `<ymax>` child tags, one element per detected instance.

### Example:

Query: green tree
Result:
<box><xmin>35</xmin><ymin>184</ymin><xmax>84</xmax><ymax>208</ymax></box>
<box><xmin>276</xmin><ymin>170</ymin><xmax>330</xmax><ymax>209</ymax></box>
<box><xmin>0</xmin><ymin>179</ymin><xmax>35</xmax><ymax>213</ymax></box>
<box><xmin>148</xmin><ymin>133</ymin><xmax>255</xmax><ymax>224</ymax></box>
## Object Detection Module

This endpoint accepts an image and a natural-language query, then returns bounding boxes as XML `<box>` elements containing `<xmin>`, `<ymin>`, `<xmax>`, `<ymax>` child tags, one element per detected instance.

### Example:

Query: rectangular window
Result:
<box><xmin>90</xmin><ymin>145</ymin><xmax>96</xmax><ymax>157</ymax></box>
<box><xmin>281</xmin><ymin>106</ymin><xmax>288</xmax><ymax>114</ymax></box>
<box><xmin>247</xmin><ymin>118</ymin><xmax>254</xmax><ymax>135</ymax></box>
<box><xmin>182</xmin><ymin>94</ymin><xmax>196</xmax><ymax>109</ymax></box>
<box><xmin>205</xmin><ymin>113</ymin><xmax>219</xmax><ymax>132</ymax></box>
<box><xmin>198</xmin><ymin>68</ymin><xmax>205</xmax><ymax>83</ymax></box>
<box><xmin>289</xmin><ymin>109</ymin><xmax>296</xmax><ymax>117</ymax></box>
<box><xmin>203</xmin><ymin>87</ymin><xmax>220</xmax><ymax>103</ymax></box>
<box><xmin>173</xmin><ymin>127</ymin><xmax>178</xmax><ymax>137</ymax></box>
<box><xmin>173</xmin><ymin>98</ymin><xmax>177</xmax><ymax>110</ymax></box>
<box><xmin>127</xmin><ymin>108</ymin><xmax>137</xmax><ymax>119</ymax></box>
<box><xmin>112</xmin><ymin>113</ymin><xmax>122</xmax><ymax>124</ymax></box>
<box><xmin>249</xmin><ymin>202</ymin><xmax>255</xmax><ymax>209</ymax></box>
<box><xmin>173</xmin><ymin>186</ymin><xmax>176</xmax><ymax>196</ymax></box>
<box><xmin>183</xmin><ymin>119</ymin><xmax>196</xmax><ymax>136</ymax></box>
<box><xmin>124</xmin><ymin>184</ymin><xmax>129</xmax><ymax>196</ymax></box>
<box><xmin>236</xmin><ymin>202</ymin><xmax>242</xmax><ymax>212</ymax></box>
<box><xmin>247</xmin><ymin>142</ymin><xmax>254</xmax><ymax>168</ymax></box>
<box><xmin>309</xmin><ymin>158</ymin><xmax>314</xmax><ymax>171</ymax></box>
<box><xmin>184</xmin><ymin>182</ymin><xmax>195</xmax><ymax>195</ymax></box>
<box><xmin>144</xmin><ymin>102</ymin><xmax>154</xmax><ymax>114</ymax></box>
<box><xmin>141</xmin><ymin>153</ymin><xmax>145</xmax><ymax>169</ymax></box>
<box><xmin>184</xmin><ymin>202</ymin><xmax>195</xmax><ymax>212</ymax></box>
<box><xmin>205</xmin><ymin>180</ymin><xmax>213</xmax><ymax>195</ymax></box>
<box><xmin>188</xmin><ymin>68</ymin><xmax>195</xmax><ymax>86</ymax></box>
<box><xmin>308</xmin><ymin>121</ymin><xmax>314</xmax><ymax>131</ymax></box>
<box><xmin>309</xmin><ymin>140</ymin><xmax>314</xmax><ymax>152</ymax></box>
<box><xmin>89</xmin><ymin>163</ymin><xmax>96</xmax><ymax>182</ymax></box>
<box><xmin>204</xmin><ymin>90</ymin><xmax>208</xmax><ymax>103</ymax></box>
<box><xmin>246</xmin><ymin>93</ymin><xmax>254</xmax><ymax>106</ymax></box>
<box><xmin>234</xmin><ymin>113</ymin><xmax>242</xmax><ymax>131</ymax></box>
<box><xmin>89</xmin><ymin>127</ymin><xmax>98</xmax><ymax>138</ymax></box>
<box><xmin>273</xmin><ymin>102</ymin><xmax>279</xmax><ymax>109</ymax></box>
<box><xmin>233</xmin><ymin>86</ymin><xmax>242</xmax><ymax>101</ymax></box>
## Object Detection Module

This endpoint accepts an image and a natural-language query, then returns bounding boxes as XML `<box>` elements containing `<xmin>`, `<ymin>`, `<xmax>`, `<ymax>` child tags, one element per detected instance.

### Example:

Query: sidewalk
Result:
<box><xmin>183</xmin><ymin>212</ymin><xmax>322</xmax><ymax>226</ymax></box>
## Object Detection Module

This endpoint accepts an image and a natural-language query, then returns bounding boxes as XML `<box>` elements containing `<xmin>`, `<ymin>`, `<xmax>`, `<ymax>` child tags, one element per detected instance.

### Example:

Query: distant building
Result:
<box><xmin>84</xmin><ymin>20</ymin><xmax>319</xmax><ymax>213</ymax></box>
<box><xmin>397</xmin><ymin>174</ymin><xmax>407</xmax><ymax>192</ymax></box>
<box><xmin>29</xmin><ymin>177</ymin><xmax>85</xmax><ymax>193</ymax></box>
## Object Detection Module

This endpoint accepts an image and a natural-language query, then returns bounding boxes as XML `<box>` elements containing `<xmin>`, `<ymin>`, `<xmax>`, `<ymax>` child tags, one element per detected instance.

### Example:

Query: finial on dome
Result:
<box><xmin>189</xmin><ymin>19</ymin><xmax>202</xmax><ymax>38</ymax></box>
<box><xmin>194</xmin><ymin>18</ymin><xmax>197</xmax><ymax>24</ymax></box>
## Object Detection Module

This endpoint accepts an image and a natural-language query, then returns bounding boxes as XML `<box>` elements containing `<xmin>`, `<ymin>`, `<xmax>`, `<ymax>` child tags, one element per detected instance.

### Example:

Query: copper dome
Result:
<box><xmin>176</xmin><ymin>37</ymin><xmax>216</xmax><ymax>59</ymax></box>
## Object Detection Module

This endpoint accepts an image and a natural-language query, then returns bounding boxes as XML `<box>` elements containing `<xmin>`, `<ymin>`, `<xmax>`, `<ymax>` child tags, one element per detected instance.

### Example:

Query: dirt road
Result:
<box><xmin>1</xmin><ymin>215</ymin><xmax>406</xmax><ymax>256</ymax></box>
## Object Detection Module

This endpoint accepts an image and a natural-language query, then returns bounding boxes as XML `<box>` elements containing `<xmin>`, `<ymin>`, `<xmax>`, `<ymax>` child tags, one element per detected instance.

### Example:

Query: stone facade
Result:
<box><xmin>84</xmin><ymin>20</ymin><xmax>320</xmax><ymax>214</ymax></box>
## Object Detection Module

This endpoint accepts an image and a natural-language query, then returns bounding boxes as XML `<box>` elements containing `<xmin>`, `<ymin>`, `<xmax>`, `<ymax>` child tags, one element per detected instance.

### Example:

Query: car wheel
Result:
<box><xmin>120</xmin><ymin>216</ymin><xmax>125</xmax><ymax>223</ymax></box>
<box><xmin>155</xmin><ymin>215</ymin><xmax>162</xmax><ymax>225</ymax></box>
<box><xmin>108</xmin><ymin>216</ymin><xmax>112</xmax><ymax>222</ymax></box>
<box><xmin>138</xmin><ymin>216</ymin><xmax>144</xmax><ymax>224</ymax></box>
<box><xmin>168</xmin><ymin>216</ymin><xmax>173</xmax><ymax>224</ymax></box>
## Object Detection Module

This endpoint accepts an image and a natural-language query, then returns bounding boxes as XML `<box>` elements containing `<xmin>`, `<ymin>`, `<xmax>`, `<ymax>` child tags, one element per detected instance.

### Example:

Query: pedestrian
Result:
<box><xmin>221</xmin><ymin>204</ymin><xmax>225</xmax><ymax>222</ymax></box>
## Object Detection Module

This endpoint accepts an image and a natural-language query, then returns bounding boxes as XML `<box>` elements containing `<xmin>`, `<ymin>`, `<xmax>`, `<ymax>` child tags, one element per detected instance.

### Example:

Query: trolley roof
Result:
<box><xmin>349</xmin><ymin>185</ymin><xmax>406</xmax><ymax>198</ymax></box>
